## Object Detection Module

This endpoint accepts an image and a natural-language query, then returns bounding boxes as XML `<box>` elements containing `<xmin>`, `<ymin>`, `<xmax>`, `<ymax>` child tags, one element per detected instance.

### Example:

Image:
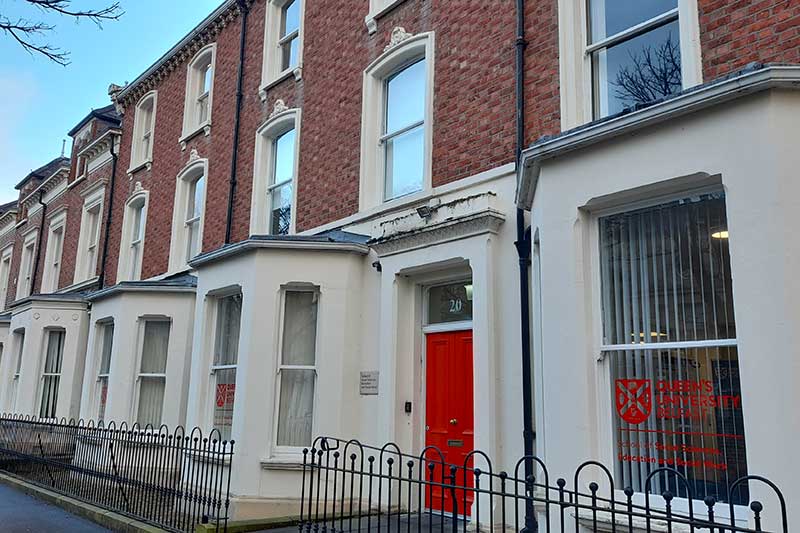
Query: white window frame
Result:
<box><xmin>73</xmin><ymin>185</ymin><xmax>105</xmax><ymax>284</ymax></box>
<box><xmin>0</xmin><ymin>245</ymin><xmax>14</xmax><ymax>310</ymax></box>
<box><xmin>16</xmin><ymin>230</ymin><xmax>38</xmax><ymax>300</ymax></box>
<box><xmin>9</xmin><ymin>329</ymin><xmax>24</xmax><ymax>411</ymax></box>
<box><xmin>209</xmin><ymin>290</ymin><xmax>243</xmax><ymax>441</ymax></box>
<box><xmin>116</xmin><ymin>189</ymin><xmax>149</xmax><ymax>282</ymax></box>
<box><xmin>169</xmin><ymin>158</ymin><xmax>208</xmax><ymax>272</ymax></box>
<box><xmin>182</xmin><ymin>44</ymin><xmax>216</xmax><ymax>141</ymax></box>
<box><xmin>95</xmin><ymin>320</ymin><xmax>114</xmax><ymax>423</ymax></box>
<box><xmin>359</xmin><ymin>31</ymin><xmax>434</xmax><ymax>211</ymax></box>
<box><xmin>260</xmin><ymin>0</ymin><xmax>305</xmax><ymax>94</ymax></box>
<box><xmin>251</xmin><ymin>108</ymin><xmax>301</xmax><ymax>235</ymax></box>
<box><xmin>41</xmin><ymin>210</ymin><xmax>67</xmax><ymax>293</ymax></box>
<box><xmin>129</xmin><ymin>91</ymin><xmax>157</xmax><ymax>172</ymax></box>
<box><xmin>38</xmin><ymin>328</ymin><xmax>65</xmax><ymax>420</ymax></box>
<box><xmin>589</xmin><ymin>190</ymin><xmax>747</xmax><ymax>521</ymax></box>
<box><xmin>364</xmin><ymin>0</ymin><xmax>409</xmax><ymax>34</ymax></box>
<box><xmin>557</xmin><ymin>0</ymin><xmax>702</xmax><ymax>129</ymax></box>
<box><xmin>131</xmin><ymin>317</ymin><xmax>171</xmax><ymax>428</ymax></box>
<box><xmin>271</xmin><ymin>285</ymin><xmax>320</xmax><ymax>458</ymax></box>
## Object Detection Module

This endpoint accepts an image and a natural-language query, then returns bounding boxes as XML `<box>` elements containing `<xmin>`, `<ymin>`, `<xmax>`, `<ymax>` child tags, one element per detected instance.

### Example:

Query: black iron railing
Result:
<box><xmin>299</xmin><ymin>436</ymin><xmax>788</xmax><ymax>533</ymax></box>
<box><xmin>0</xmin><ymin>414</ymin><xmax>233</xmax><ymax>533</ymax></box>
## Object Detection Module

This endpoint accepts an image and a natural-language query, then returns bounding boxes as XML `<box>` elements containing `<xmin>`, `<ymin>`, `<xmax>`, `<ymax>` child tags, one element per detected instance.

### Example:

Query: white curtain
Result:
<box><xmin>137</xmin><ymin>321</ymin><xmax>170</xmax><ymax>427</ymax></box>
<box><xmin>277</xmin><ymin>291</ymin><xmax>317</xmax><ymax>447</ymax></box>
<box><xmin>599</xmin><ymin>193</ymin><xmax>747</xmax><ymax>504</ymax></box>
<box><xmin>39</xmin><ymin>330</ymin><xmax>65</xmax><ymax>419</ymax></box>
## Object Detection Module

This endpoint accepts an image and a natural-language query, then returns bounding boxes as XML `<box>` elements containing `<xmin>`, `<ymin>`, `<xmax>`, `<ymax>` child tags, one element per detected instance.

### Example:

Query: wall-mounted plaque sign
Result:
<box><xmin>360</xmin><ymin>371</ymin><xmax>379</xmax><ymax>396</ymax></box>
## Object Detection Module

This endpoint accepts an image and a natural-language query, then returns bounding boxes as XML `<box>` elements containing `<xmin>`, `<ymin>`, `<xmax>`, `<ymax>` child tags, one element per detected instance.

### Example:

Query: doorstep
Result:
<box><xmin>195</xmin><ymin>515</ymin><xmax>299</xmax><ymax>533</ymax></box>
<box><xmin>0</xmin><ymin>472</ymin><xmax>164</xmax><ymax>533</ymax></box>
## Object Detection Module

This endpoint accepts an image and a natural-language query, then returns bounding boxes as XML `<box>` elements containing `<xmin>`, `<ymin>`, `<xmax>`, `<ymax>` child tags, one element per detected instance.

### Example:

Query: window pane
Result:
<box><xmin>384</xmin><ymin>125</ymin><xmax>424</xmax><ymax>200</ymax></box>
<box><xmin>137</xmin><ymin>376</ymin><xmax>165</xmax><ymax>427</ymax></box>
<box><xmin>281</xmin><ymin>291</ymin><xmax>317</xmax><ymax>366</ymax></box>
<box><xmin>270</xmin><ymin>182</ymin><xmax>293</xmax><ymax>235</ymax></box>
<box><xmin>132</xmin><ymin>204</ymin><xmax>144</xmax><ymax>242</ymax></box>
<box><xmin>273</xmin><ymin>129</ymin><xmax>296</xmax><ymax>185</ymax></box>
<box><xmin>203</xmin><ymin>64</ymin><xmax>213</xmax><ymax>94</ymax></box>
<box><xmin>99</xmin><ymin>323</ymin><xmax>114</xmax><ymax>374</ymax></box>
<box><xmin>427</xmin><ymin>282</ymin><xmax>474</xmax><ymax>324</ymax></box>
<box><xmin>213</xmin><ymin>367</ymin><xmax>236</xmax><ymax>441</ymax></box>
<box><xmin>214</xmin><ymin>294</ymin><xmax>242</xmax><ymax>366</ymax></box>
<box><xmin>98</xmin><ymin>376</ymin><xmax>108</xmax><ymax>422</ymax></box>
<box><xmin>599</xmin><ymin>193</ymin><xmax>734</xmax><ymax>345</ymax></box>
<box><xmin>589</xmin><ymin>0</ymin><xmax>677</xmax><ymax>42</ymax></box>
<box><xmin>592</xmin><ymin>20</ymin><xmax>681</xmax><ymax>118</ymax></box>
<box><xmin>386</xmin><ymin>59</ymin><xmax>426</xmax><ymax>134</ymax></box>
<box><xmin>140</xmin><ymin>321</ymin><xmax>170</xmax><ymax>373</ymax></box>
<box><xmin>611</xmin><ymin>346</ymin><xmax>748</xmax><ymax>505</ymax></box>
<box><xmin>40</xmin><ymin>376</ymin><xmax>60</xmax><ymax>419</ymax></box>
<box><xmin>44</xmin><ymin>330</ymin><xmax>65</xmax><ymax>374</ymax></box>
<box><xmin>187</xmin><ymin>221</ymin><xmax>200</xmax><ymax>261</ymax></box>
<box><xmin>282</xmin><ymin>0</ymin><xmax>299</xmax><ymax>36</ymax></box>
<box><xmin>277</xmin><ymin>369</ymin><xmax>314</xmax><ymax>447</ymax></box>
<box><xmin>188</xmin><ymin>176</ymin><xmax>205</xmax><ymax>220</ymax></box>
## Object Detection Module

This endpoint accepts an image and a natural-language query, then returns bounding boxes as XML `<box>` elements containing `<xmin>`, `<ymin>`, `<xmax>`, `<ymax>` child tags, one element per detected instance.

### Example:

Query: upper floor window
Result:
<box><xmin>261</xmin><ymin>0</ymin><xmax>304</xmax><ymax>90</ymax></box>
<box><xmin>0</xmin><ymin>246</ymin><xmax>13</xmax><ymax>309</ymax></box>
<box><xmin>9</xmin><ymin>330</ymin><xmax>24</xmax><ymax>410</ymax></box>
<box><xmin>131</xmin><ymin>92</ymin><xmax>157</xmax><ymax>170</ymax></box>
<box><xmin>251</xmin><ymin>108</ymin><xmax>299</xmax><ymax>235</ymax></box>
<box><xmin>118</xmin><ymin>191</ymin><xmax>148</xmax><ymax>282</ymax></box>
<box><xmin>383</xmin><ymin>59</ymin><xmax>426</xmax><ymax>200</ymax></box>
<box><xmin>360</xmin><ymin>31</ymin><xmax>434</xmax><ymax>210</ymax></box>
<box><xmin>169</xmin><ymin>159</ymin><xmax>207</xmax><ymax>271</ymax></box>
<box><xmin>183</xmin><ymin>44</ymin><xmax>216</xmax><ymax>138</ymax></box>
<box><xmin>74</xmin><ymin>186</ymin><xmax>104</xmax><ymax>284</ymax></box>
<box><xmin>42</xmin><ymin>212</ymin><xmax>66</xmax><ymax>293</ymax></box>
<box><xmin>589</xmin><ymin>0</ymin><xmax>681</xmax><ymax>118</ymax></box>
<box><xmin>16</xmin><ymin>232</ymin><xmax>37</xmax><ymax>300</ymax></box>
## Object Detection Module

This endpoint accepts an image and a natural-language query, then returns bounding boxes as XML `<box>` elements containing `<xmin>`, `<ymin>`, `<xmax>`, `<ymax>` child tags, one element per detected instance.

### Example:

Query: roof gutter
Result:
<box><xmin>98</xmin><ymin>132</ymin><xmax>120</xmax><ymax>289</ymax></box>
<box><xmin>517</xmin><ymin>65</ymin><xmax>800</xmax><ymax>209</ymax></box>
<box><xmin>30</xmin><ymin>191</ymin><xmax>47</xmax><ymax>294</ymax></box>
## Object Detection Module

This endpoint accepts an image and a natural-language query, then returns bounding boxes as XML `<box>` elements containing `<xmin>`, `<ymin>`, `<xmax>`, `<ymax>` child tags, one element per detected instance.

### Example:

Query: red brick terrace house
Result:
<box><xmin>0</xmin><ymin>0</ymin><xmax>797</xmax><ymax>528</ymax></box>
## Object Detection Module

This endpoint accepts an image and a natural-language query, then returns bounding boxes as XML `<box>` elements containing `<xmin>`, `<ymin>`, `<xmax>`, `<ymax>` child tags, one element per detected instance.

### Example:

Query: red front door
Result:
<box><xmin>425</xmin><ymin>330</ymin><xmax>474</xmax><ymax>516</ymax></box>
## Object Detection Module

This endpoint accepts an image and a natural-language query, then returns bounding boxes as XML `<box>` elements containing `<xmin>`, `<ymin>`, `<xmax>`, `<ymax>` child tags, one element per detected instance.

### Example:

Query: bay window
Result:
<box><xmin>135</xmin><ymin>320</ymin><xmax>170</xmax><ymax>427</ymax></box>
<box><xmin>10</xmin><ymin>330</ymin><xmax>24</xmax><ymax>410</ymax></box>
<box><xmin>599</xmin><ymin>192</ymin><xmax>747</xmax><ymax>505</ymax></box>
<box><xmin>39</xmin><ymin>330</ymin><xmax>65</xmax><ymax>419</ymax></box>
<box><xmin>211</xmin><ymin>293</ymin><xmax>242</xmax><ymax>442</ymax></box>
<box><xmin>96</xmin><ymin>322</ymin><xmax>114</xmax><ymax>423</ymax></box>
<box><xmin>275</xmin><ymin>289</ymin><xmax>318</xmax><ymax>450</ymax></box>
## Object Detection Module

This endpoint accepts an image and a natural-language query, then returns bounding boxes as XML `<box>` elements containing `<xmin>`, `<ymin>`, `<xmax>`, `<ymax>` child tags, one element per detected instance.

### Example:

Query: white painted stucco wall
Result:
<box><xmin>529</xmin><ymin>89</ymin><xmax>800</xmax><ymax>529</ymax></box>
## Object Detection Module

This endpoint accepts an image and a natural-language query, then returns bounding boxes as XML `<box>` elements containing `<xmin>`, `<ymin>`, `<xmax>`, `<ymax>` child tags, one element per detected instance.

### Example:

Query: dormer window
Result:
<box><xmin>183</xmin><ymin>44</ymin><xmax>216</xmax><ymax>139</ymax></box>
<box><xmin>131</xmin><ymin>92</ymin><xmax>157</xmax><ymax>170</ymax></box>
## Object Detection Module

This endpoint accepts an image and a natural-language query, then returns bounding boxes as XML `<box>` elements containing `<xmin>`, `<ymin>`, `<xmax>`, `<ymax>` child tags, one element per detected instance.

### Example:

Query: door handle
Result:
<box><xmin>449</xmin><ymin>418</ymin><xmax>458</xmax><ymax>426</ymax></box>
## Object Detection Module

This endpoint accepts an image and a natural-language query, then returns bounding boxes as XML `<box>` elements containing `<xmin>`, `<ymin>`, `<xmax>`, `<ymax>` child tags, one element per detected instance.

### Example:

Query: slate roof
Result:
<box><xmin>67</xmin><ymin>104</ymin><xmax>121</xmax><ymax>136</ymax></box>
<box><xmin>86</xmin><ymin>273</ymin><xmax>198</xmax><ymax>302</ymax></box>
<box><xmin>14</xmin><ymin>156</ymin><xmax>70</xmax><ymax>191</ymax></box>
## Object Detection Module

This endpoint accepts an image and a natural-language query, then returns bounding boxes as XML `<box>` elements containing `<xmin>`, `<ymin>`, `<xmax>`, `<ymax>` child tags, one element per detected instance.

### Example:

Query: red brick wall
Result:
<box><xmin>699</xmin><ymin>0</ymin><xmax>800</xmax><ymax>80</ymax></box>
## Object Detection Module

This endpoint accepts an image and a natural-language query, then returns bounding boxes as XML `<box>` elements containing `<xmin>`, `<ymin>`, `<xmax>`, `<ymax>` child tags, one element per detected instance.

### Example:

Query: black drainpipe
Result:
<box><xmin>225</xmin><ymin>0</ymin><xmax>250</xmax><ymax>244</ymax></box>
<box><xmin>31</xmin><ymin>190</ymin><xmax>47</xmax><ymax>295</ymax></box>
<box><xmin>98</xmin><ymin>133</ymin><xmax>119</xmax><ymax>289</ymax></box>
<box><xmin>513</xmin><ymin>0</ymin><xmax>535</xmax><ymax>531</ymax></box>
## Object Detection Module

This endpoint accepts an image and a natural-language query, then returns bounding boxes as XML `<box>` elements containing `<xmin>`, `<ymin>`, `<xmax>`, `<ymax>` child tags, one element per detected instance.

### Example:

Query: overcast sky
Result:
<box><xmin>0</xmin><ymin>0</ymin><xmax>224</xmax><ymax>203</ymax></box>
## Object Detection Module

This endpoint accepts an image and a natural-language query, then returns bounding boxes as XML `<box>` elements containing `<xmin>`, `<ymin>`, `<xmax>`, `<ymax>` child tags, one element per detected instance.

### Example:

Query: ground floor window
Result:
<box><xmin>97</xmin><ymin>322</ymin><xmax>114</xmax><ymax>422</ymax></box>
<box><xmin>39</xmin><ymin>330</ymin><xmax>65</xmax><ymax>419</ymax></box>
<box><xmin>211</xmin><ymin>293</ymin><xmax>242</xmax><ymax>442</ymax></box>
<box><xmin>136</xmin><ymin>320</ymin><xmax>170</xmax><ymax>427</ymax></box>
<box><xmin>275</xmin><ymin>288</ymin><xmax>318</xmax><ymax>449</ymax></box>
<box><xmin>599</xmin><ymin>192</ymin><xmax>747</xmax><ymax>504</ymax></box>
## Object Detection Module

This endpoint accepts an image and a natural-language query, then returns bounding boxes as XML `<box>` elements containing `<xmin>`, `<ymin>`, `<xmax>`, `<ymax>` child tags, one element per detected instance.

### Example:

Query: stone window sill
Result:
<box><xmin>365</xmin><ymin>0</ymin><xmax>408</xmax><ymax>34</ymax></box>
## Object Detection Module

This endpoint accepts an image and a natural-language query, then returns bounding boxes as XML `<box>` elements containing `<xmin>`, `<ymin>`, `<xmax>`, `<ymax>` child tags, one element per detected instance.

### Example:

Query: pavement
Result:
<box><xmin>0</xmin><ymin>483</ymin><xmax>112</xmax><ymax>532</ymax></box>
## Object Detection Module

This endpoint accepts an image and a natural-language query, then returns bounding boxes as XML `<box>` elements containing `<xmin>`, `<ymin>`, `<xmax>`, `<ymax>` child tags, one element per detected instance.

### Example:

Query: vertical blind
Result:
<box><xmin>137</xmin><ymin>321</ymin><xmax>170</xmax><ymax>427</ymax></box>
<box><xmin>39</xmin><ymin>330</ymin><xmax>65</xmax><ymax>419</ymax></box>
<box><xmin>277</xmin><ymin>290</ymin><xmax>318</xmax><ymax>447</ymax></box>
<box><xmin>599</xmin><ymin>193</ymin><xmax>748</xmax><ymax>504</ymax></box>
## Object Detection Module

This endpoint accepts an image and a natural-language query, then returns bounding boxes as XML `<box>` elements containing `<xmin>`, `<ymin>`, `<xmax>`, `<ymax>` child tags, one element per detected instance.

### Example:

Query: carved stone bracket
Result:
<box><xmin>270</xmin><ymin>99</ymin><xmax>290</xmax><ymax>118</ymax></box>
<box><xmin>385</xmin><ymin>27</ymin><xmax>413</xmax><ymax>52</ymax></box>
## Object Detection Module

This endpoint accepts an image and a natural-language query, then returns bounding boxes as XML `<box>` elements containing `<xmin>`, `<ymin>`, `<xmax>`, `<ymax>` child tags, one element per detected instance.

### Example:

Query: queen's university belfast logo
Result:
<box><xmin>615</xmin><ymin>379</ymin><xmax>652</xmax><ymax>424</ymax></box>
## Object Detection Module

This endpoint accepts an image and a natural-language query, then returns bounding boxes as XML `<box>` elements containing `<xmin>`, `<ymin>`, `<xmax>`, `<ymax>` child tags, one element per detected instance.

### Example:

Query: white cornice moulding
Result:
<box><xmin>517</xmin><ymin>65</ymin><xmax>800</xmax><ymax>208</ymax></box>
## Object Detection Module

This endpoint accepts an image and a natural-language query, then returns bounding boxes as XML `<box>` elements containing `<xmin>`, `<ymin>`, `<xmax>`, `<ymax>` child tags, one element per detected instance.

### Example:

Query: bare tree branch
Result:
<box><xmin>612</xmin><ymin>32</ymin><xmax>682</xmax><ymax>110</ymax></box>
<box><xmin>0</xmin><ymin>0</ymin><xmax>123</xmax><ymax>65</ymax></box>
